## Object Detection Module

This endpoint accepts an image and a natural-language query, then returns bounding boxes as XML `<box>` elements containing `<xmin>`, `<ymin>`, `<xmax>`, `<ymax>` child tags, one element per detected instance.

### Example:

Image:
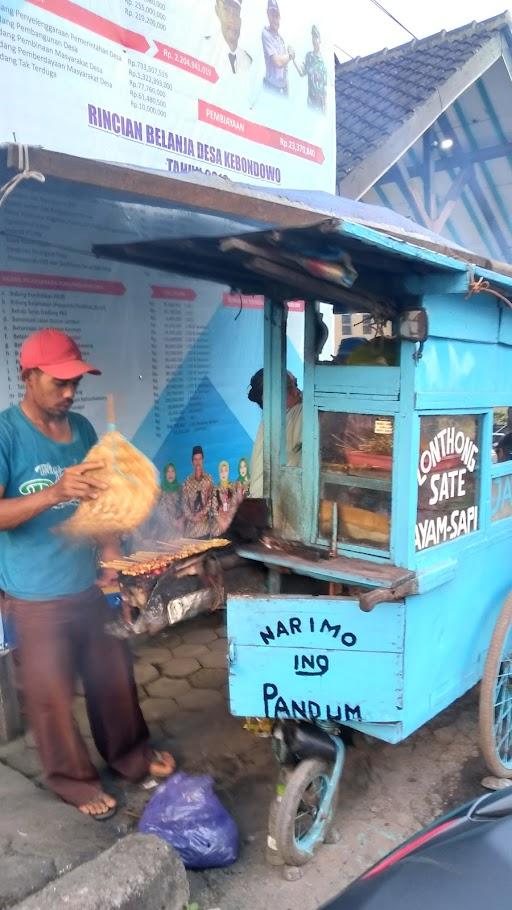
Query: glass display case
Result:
<box><xmin>318</xmin><ymin>412</ymin><xmax>394</xmax><ymax>550</ymax></box>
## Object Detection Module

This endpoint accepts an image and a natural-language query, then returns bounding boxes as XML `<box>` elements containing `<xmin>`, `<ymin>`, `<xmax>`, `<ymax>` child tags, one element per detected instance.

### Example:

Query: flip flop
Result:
<box><xmin>89</xmin><ymin>805</ymin><xmax>117</xmax><ymax>821</ymax></box>
<box><xmin>79</xmin><ymin>794</ymin><xmax>118</xmax><ymax>821</ymax></box>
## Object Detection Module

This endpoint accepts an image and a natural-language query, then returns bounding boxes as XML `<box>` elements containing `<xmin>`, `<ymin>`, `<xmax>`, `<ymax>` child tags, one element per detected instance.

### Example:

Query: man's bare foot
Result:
<box><xmin>78</xmin><ymin>791</ymin><xmax>117</xmax><ymax>820</ymax></box>
<box><xmin>148</xmin><ymin>750</ymin><xmax>176</xmax><ymax>779</ymax></box>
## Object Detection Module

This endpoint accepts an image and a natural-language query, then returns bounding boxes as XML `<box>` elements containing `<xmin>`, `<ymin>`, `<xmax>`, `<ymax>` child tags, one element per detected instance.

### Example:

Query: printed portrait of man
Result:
<box><xmin>200</xmin><ymin>0</ymin><xmax>252</xmax><ymax>80</ymax></box>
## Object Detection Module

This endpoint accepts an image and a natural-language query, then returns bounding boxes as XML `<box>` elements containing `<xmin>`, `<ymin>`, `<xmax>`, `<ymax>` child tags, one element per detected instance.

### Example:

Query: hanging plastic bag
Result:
<box><xmin>138</xmin><ymin>772</ymin><xmax>239</xmax><ymax>869</ymax></box>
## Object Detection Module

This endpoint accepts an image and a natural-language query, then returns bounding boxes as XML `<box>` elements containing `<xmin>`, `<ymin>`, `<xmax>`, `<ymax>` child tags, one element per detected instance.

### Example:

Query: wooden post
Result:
<box><xmin>263</xmin><ymin>298</ymin><xmax>286</xmax><ymax>504</ymax></box>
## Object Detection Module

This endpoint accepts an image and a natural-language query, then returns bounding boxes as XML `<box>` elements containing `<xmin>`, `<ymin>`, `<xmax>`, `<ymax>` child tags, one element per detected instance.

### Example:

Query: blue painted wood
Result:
<box><xmin>400</xmin><ymin>531</ymin><xmax>512</xmax><ymax>738</ymax></box>
<box><xmin>272</xmin><ymin>466</ymin><xmax>303</xmax><ymax>541</ymax></box>
<box><xmin>335</xmin><ymin>219</ymin><xmax>468</xmax><ymax>274</ymax></box>
<box><xmin>491</xmin><ymin>467</ymin><xmax>512</xmax><ymax>524</ymax></box>
<box><xmin>329</xmin><ymin>542</ymin><xmax>392</xmax><ymax>562</ymax></box>
<box><xmin>228</xmin><ymin>596</ymin><xmax>405</xmax><ymax>650</ymax></box>
<box><xmin>263</xmin><ymin>298</ymin><xmax>286</xmax><ymax>504</ymax></box>
<box><xmin>498</xmin><ymin>308</ymin><xmax>512</xmax><ymax>346</ymax></box>
<box><xmin>262</xmin><ymin>298</ymin><xmax>273</xmax><ymax>499</ymax></box>
<box><xmin>314</xmin><ymin>365</ymin><xmax>400</xmax><ymax>398</ymax></box>
<box><xmin>491</xmin><ymin>461</ymin><xmax>512</xmax><ymax>479</ymax></box>
<box><xmin>301</xmin><ymin>302</ymin><xmax>319</xmax><ymax>543</ymax></box>
<box><xmin>229</xmin><ymin>647</ymin><xmax>403</xmax><ymax>723</ymax></box>
<box><xmin>422</xmin><ymin>294</ymin><xmax>500</xmax><ymax>343</ymax></box>
<box><xmin>231</xmin><ymin>238</ymin><xmax>512</xmax><ymax>748</ymax></box>
<box><xmin>391</xmin><ymin>339</ymin><xmax>418</xmax><ymax>568</ymax></box>
<box><xmin>416</xmin><ymin>558</ymin><xmax>458</xmax><ymax>594</ymax></box>
<box><xmin>235</xmin><ymin>545</ymin><xmax>403</xmax><ymax>585</ymax></box>
<box><xmin>227</xmin><ymin>595</ymin><xmax>405</xmax><ymax>723</ymax></box>
<box><xmin>415</xmin><ymin>339</ymin><xmax>498</xmax><ymax>407</ymax></box>
<box><xmin>475</xmin><ymin>267</ymin><xmax>512</xmax><ymax>292</ymax></box>
<box><xmin>315</xmin><ymin>395</ymin><xmax>400</xmax><ymax>415</ymax></box>
<box><xmin>320</xmin><ymin>471</ymin><xmax>391</xmax><ymax>493</ymax></box>
<box><xmin>401</xmin><ymin>273</ymin><xmax>469</xmax><ymax>296</ymax></box>
<box><xmin>340</xmin><ymin>720</ymin><xmax>403</xmax><ymax>744</ymax></box>
<box><xmin>479</xmin><ymin>410</ymin><xmax>493</xmax><ymax>531</ymax></box>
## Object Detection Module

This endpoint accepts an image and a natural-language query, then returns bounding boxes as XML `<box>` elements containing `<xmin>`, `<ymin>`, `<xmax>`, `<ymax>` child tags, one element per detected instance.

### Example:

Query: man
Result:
<box><xmin>182</xmin><ymin>445</ymin><xmax>214</xmax><ymax>538</ymax></box>
<box><xmin>262</xmin><ymin>0</ymin><xmax>295</xmax><ymax>96</ymax></box>
<box><xmin>0</xmin><ymin>328</ymin><xmax>174</xmax><ymax>819</ymax></box>
<box><xmin>201</xmin><ymin>0</ymin><xmax>252</xmax><ymax>79</ymax></box>
<box><xmin>293</xmin><ymin>25</ymin><xmax>327</xmax><ymax>112</ymax></box>
<box><xmin>248</xmin><ymin>369</ymin><xmax>302</xmax><ymax>497</ymax></box>
<box><xmin>496</xmin><ymin>433</ymin><xmax>512</xmax><ymax>464</ymax></box>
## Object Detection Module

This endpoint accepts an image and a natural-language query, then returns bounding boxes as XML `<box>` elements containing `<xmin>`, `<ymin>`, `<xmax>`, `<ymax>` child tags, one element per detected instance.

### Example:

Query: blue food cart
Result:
<box><xmin>96</xmin><ymin>213</ymin><xmax>512</xmax><ymax>870</ymax></box>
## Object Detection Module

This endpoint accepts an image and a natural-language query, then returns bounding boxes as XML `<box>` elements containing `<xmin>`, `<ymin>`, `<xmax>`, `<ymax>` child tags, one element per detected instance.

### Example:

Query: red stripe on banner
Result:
<box><xmin>198</xmin><ymin>100</ymin><xmax>325</xmax><ymax>165</ymax></box>
<box><xmin>223</xmin><ymin>293</ymin><xmax>265</xmax><ymax>309</ymax></box>
<box><xmin>151</xmin><ymin>286</ymin><xmax>197</xmax><ymax>300</ymax></box>
<box><xmin>26</xmin><ymin>0</ymin><xmax>150</xmax><ymax>53</ymax></box>
<box><xmin>223</xmin><ymin>293</ymin><xmax>304</xmax><ymax>311</ymax></box>
<box><xmin>154</xmin><ymin>42</ymin><xmax>218</xmax><ymax>83</ymax></box>
<box><xmin>287</xmin><ymin>300</ymin><xmax>305</xmax><ymax>312</ymax></box>
<box><xmin>0</xmin><ymin>271</ymin><xmax>126</xmax><ymax>295</ymax></box>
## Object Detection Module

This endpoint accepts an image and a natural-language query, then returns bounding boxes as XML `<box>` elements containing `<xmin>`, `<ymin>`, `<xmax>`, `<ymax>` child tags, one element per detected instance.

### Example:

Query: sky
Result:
<box><xmin>332</xmin><ymin>0</ymin><xmax>510</xmax><ymax>60</ymax></box>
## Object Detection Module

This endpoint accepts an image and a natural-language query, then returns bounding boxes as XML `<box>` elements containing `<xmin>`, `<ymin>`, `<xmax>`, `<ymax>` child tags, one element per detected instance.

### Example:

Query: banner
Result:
<box><xmin>0</xmin><ymin>165</ymin><xmax>306</xmax><ymax>486</ymax></box>
<box><xmin>0</xmin><ymin>0</ymin><xmax>335</xmax><ymax>191</ymax></box>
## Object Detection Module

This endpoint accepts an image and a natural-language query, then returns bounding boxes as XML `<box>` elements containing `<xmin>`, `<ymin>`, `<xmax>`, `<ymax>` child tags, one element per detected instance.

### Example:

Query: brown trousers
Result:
<box><xmin>5</xmin><ymin>585</ymin><xmax>152</xmax><ymax>807</ymax></box>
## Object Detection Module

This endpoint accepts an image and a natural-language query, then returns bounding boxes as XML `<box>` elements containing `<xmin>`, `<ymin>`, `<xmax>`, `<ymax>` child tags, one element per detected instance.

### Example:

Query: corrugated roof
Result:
<box><xmin>335</xmin><ymin>11</ymin><xmax>512</xmax><ymax>192</ymax></box>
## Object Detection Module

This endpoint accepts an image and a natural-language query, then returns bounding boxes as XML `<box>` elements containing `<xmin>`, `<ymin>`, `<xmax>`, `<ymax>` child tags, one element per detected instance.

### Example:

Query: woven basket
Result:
<box><xmin>62</xmin><ymin>430</ymin><xmax>159</xmax><ymax>539</ymax></box>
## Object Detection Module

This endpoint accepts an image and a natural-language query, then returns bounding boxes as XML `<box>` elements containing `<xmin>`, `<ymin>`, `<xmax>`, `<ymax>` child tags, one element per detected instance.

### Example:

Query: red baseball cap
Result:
<box><xmin>20</xmin><ymin>328</ymin><xmax>101</xmax><ymax>379</ymax></box>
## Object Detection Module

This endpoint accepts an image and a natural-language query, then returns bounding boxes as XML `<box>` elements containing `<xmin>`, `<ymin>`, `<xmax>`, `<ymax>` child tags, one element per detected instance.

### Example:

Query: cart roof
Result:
<box><xmin>4</xmin><ymin>145</ymin><xmax>512</xmax><ymax>308</ymax></box>
<box><xmin>94</xmin><ymin>216</ymin><xmax>512</xmax><ymax>311</ymax></box>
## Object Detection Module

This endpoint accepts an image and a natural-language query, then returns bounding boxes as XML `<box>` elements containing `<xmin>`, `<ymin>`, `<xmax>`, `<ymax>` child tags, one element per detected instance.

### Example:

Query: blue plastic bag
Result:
<box><xmin>138</xmin><ymin>772</ymin><xmax>239</xmax><ymax>869</ymax></box>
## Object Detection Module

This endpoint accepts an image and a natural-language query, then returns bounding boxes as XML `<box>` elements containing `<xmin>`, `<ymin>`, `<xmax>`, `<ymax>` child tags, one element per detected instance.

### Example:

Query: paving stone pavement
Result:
<box><xmin>0</xmin><ymin>609</ymin><xmax>495</xmax><ymax>910</ymax></box>
<box><xmin>0</xmin><ymin>762</ymin><xmax>115</xmax><ymax>908</ymax></box>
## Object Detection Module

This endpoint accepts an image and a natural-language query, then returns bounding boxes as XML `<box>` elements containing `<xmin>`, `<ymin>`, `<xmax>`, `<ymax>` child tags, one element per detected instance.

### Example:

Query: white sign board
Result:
<box><xmin>0</xmin><ymin>0</ymin><xmax>335</xmax><ymax>190</ymax></box>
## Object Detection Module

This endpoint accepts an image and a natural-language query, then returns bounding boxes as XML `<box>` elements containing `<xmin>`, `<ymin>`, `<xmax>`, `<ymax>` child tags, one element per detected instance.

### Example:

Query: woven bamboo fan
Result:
<box><xmin>62</xmin><ymin>395</ymin><xmax>159</xmax><ymax>538</ymax></box>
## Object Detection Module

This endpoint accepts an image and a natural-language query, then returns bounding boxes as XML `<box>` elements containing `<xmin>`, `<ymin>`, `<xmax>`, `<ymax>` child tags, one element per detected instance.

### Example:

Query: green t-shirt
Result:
<box><xmin>0</xmin><ymin>406</ymin><xmax>98</xmax><ymax>600</ymax></box>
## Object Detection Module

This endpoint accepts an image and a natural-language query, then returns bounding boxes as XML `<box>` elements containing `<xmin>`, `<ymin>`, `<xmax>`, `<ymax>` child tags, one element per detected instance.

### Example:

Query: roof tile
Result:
<box><xmin>335</xmin><ymin>13</ymin><xmax>512</xmax><ymax>187</ymax></box>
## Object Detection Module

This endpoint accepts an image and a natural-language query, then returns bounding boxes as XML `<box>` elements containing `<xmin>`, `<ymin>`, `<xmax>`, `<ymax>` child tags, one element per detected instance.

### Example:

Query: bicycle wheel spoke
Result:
<box><xmin>294</xmin><ymin>775</ymin><xmax>329</xmax><ymax>845</ymax></box>
<box><xmin>497</xmin><ymin>699</ymin><xmax>512</xmax><ymax>754</ymax></box>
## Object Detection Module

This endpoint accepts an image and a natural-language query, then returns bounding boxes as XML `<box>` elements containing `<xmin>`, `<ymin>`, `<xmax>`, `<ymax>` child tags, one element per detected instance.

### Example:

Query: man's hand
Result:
<box><xmin>287</xmin><ymin>45</ymin><xmax>295</xmax><ymax>60</ymax></box>
<box><xmin>0</xmin><ymin>462</ymin><xmax>108</xmax><ymax>532</ymax></box>
<box><xmin>49</xmin><ymin>462</ymin><xmax>107</xmax><ymax>505</ymax></box>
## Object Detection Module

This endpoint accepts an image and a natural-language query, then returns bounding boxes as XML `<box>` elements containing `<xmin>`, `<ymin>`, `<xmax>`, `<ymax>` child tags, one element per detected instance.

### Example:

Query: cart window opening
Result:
<box><xmin>318</xmin><ymin>412</ymin><xmax>393</xmax><ymax>550</ymax></box>
<box><xmin>312</xmin><ymin>303</ymin><xmax>336</xmax><ymax>363</ymax></box>
<box><xmin>491</xmin><ymin>408</ymin><xmax>512</xmax><ymax>523</ymax></box>
<box><xmin>492</xmin><ymin>407</ymin><xmax>512</xmax><ymax>462</ymax></box>
<box><xmin>331</xmin><ymin>311</ymin><xmax>397</xmax><ymax>366</ymax></box>
<box><xmin>286</xmin><ymin>306</ymin><xmax>304</xmax><ymax>468</ymax></box>
<box><xmin>416</xmin><ymin>415</ymin><xmax>480</xmax><ymax>552</ymax></box>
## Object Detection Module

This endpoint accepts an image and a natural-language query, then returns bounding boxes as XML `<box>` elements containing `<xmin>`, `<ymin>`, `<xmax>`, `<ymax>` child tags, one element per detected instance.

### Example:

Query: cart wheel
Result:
<box><xmin>480</xmin><ymin>593</ymin><xmax>512</xmax><ymax>778</ymax></box>
<box><xmin>274</xmin><ymin>759</ymin><xmax>335</xmax><ymax>867</ymax></box>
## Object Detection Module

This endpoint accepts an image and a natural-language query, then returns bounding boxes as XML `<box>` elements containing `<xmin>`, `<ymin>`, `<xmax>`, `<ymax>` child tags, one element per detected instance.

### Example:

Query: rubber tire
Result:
<box><xmin>480</xmin><ymin>593</ymin><xmax>512</xmax><ymax>778</ymax></box>
<box><xmin>274</xmin><ymin>759</ymin><xmax>333</xmax><ymax>867</ymax></box>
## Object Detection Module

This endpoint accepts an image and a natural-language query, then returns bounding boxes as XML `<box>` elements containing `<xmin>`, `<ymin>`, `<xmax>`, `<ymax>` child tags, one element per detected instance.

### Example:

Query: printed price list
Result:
<box><xmin>127</xmin><ymin>59</ymin><xmax>171</xmax><ymax>117</ymax></box>
<box><xmin>123</xmin><ymin>0</ymin><xmax>168</xmax><ymax>33</ymax></box>
<box><xmin>149</xmin><ymin>298</ymin><xmax>210</xmax><ymax>441</ymax></box>
<box><xmin>0</xmin><ymin>290</ymin><xmax>20</xmax><ymax>406</ymax></box>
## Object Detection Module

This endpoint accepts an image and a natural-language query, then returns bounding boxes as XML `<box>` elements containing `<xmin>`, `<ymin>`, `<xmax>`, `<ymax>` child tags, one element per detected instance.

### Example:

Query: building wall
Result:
<box><xmin>361</xmin><ymin>58</ymin><xmax>512</xmax><ymax>264</ymax></box>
